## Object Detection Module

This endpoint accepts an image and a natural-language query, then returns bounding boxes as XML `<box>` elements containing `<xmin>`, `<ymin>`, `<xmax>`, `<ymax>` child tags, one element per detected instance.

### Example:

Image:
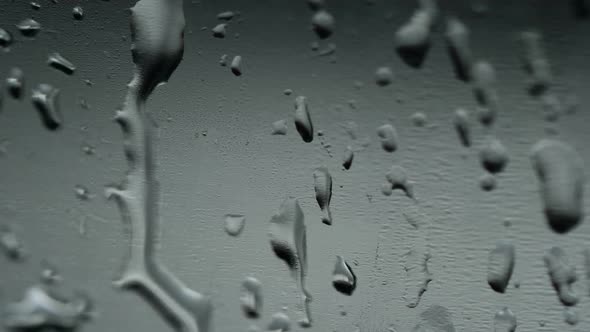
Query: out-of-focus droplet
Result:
<box><xmin>376</xmin><ymin>124</ymin><xmax>398</xmax><ymax>152</ymax></box>
<box><xmin>6</xmin><ymin>67</ymin><xmax>24</xmax><ymax>99</ymax></box>
<box><xmin>73</xmin><ymin>6</ymin><xmax>84</xmax><ymax>20</ymax></box>
<box><xmin>230</xmin><ymin>55</ymin><xmax>242</xmax><ymax>76</ymax></box>
<box><xmin>472</xmin><ymin>61</ymin><xmax>499</xmax><ymax>116</ymax></box>
<box><xmin>307</xmin><ymin>0</ymin><xmax>325</xmax><ymax>11</ymax></box>
<box><xmin>311</xmin><ymin>10</ymin><xmax>334</xmax><ymax>39</ymax></box>
<box><xmin>268</xmin><ymin>312</ymin><xmax>291</xmax><ymax>331</ymax></box>
<box><xmin>317</xmin><ymin>43</ymin><xmax>336</xmax><ymax>56</ymax></box>
<box><xmin>268</xmin><ymin>198</ymin><xmax>312</xmax><ymax>327</ymax></box>
<box><xmin>74</xmin><ymin>185</ymin><xmax>92</xmax><ymax>201</ymax></box>
<box><xmin>479</xmin><ymin>173</ymin><xmax>496</xmax><ymax>191</ymax></box>
<box><xmin>487</xmin><ymin>241</ymin><xmax>515</xmax><ymax>293</ymax></box>
<box><xmin>212</xmin><ymin>23</ymin><xmax>227</xmax><ymax>38</ymax></box>
<box><xmin>48</xmin><ymin>53</ymin><xmax>76</xmax><ymax>75</ymax></box>
<box><xmin>375</xmin><ymin>66</ymin><xmax>393</xmax><ymax>86</ymax></box>
<box><xmin>332</xmin><ymin>256</ymin><xmax>356</xmax><ymax>295</ymax></box>
<box><xmin>410</xmin><ymin>112</ymin><xmax>427</xmax><ymax>127</ymax></box>
<box><xmin>283</xmin><ymin>88</ymin><xmax>293</xmax><ymax>96</ymax></box>
<box><xmin>16</xmin><ymin>18</ymin><xmax>41</xmax><ymax>37</ymax></box>
<box><xmin>394</xmin><ymin>7</ymin><xmax>435</xmax><ymax>69</ymax></box>
<box><xmin>224</xmin><ymin>214</ymin><xmax>245</xmax><ymax>237</ymax></box>
<box><xmin>219</xmin><ymin>54</ymin><xmax>228</xmax><ymax>66</ymax></box>
<box><xmin>381</xmin><ymin>182</ymin><xmax>393</xmax><ymax>196</ymax></box>
<box><xmin>385</xmin><ymin>165</ymin><xmax>414</xmax><ymax>199</ymax></box>
<box><xmin>544</xmin><ymin>246</ymin><xmax>578</xmax><ymax>306</ymax></box>
<box><xmin>31</xmin><ymin>84</ymin><xmax>62</xmax><ymax>131</ymax></box>
<box><xmin>520</xmin><ymin>30</ymin><xmax>552</xmax><ymax>96</ymax></box>
<box><xmin>30</xmin><ymin>2</ymin><xmax>41</xmax><ymax>10</ymax></box>
<box><xmin>453</xmin><ymin>108</ymin><xmax>471</xmax><ymax>147</ymax></box>
<box><xmin>294</xmin><ymin>96</ymin><xmax>314</xmax><ymax>143</ymax></box>
<box><xmin>530</xmin><ymin>139</ymin><xmax>584</xmax><ymax>233</ymax></box>
<box><xmin>563</xmin><ymin>307</ymin><xmax>579</xmax><ymax>325</ymax></box>
<box><xmin>493</xmin><ymin>307</ymin><xmax>517</xmax><ymax>332</ymax></box>
<box><xmin>81</xmin><ymin>144</ymin><xmax>95</xmax><ymax>155</ymax></box>
<box><xmin>541</xmin><ymin>93</ymin><xmax>562</xmax><ymax>122</ymax></box>
<box><xmin>2</xmin><ymin>286</ymin><xmax>94</xmax><ymax>330</ymax></box>
<box><xmin>217</xmin><ymin>11</ymin><xmax>235</xmax><ymax>21</ymax></box>
<box><xmin>342</xmin><ymin>146</ymin><xmax>353</xmax><ymax>170</ymax></box>
<box><xmin>471</xmin><ymin>0</ymin><xmax>490</xmax><ymax>14</ymax></box>
<box><xmin>445</xmin><ymin>17</ymin><xmax>472</xmax><ymax>82</ymax></box>
<box><xmin>272</xmin><ymin>119</ymin><xmax>288</xmax><ymax>135</ymax></box>
<box><xmin>0</xmin><ymin>28</ymin><xmax>13</xmax><ymax>48</ymax></box>
<box><xmin>480</xmin><ymin>137</ymin><xmax>508</xmax><ymax>174</ymax></box>
<box><xmin>0</xmin><ymin>225</ymin><xmax>26</xmax><ymax>261</ymax></box>
<box><xmin>240</xmin><ymin>277</ymin><xmax>262</xmax><ymax>318</ymax></box>
<box><xmin>313</xmin><ymin>167</ymin><xmax>333</xmax><ymax>225</ymax></box>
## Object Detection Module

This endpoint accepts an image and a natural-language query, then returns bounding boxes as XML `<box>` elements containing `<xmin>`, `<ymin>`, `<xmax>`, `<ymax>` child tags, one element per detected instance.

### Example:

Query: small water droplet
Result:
<box><xmin>374</xmin><ymin>66</ymin><xmax>393</xmax><ymax>86</ymax></box>
<box><xmin>40</xmin><ymin>260</ymin><xmax>63</xmax><ymax>284</ymax></box>
<box><xmin>342</xmin><ymin>146</ymin><xmax>353</xmax><ymax>170</ymax></box>
<box><xmin>307</xmin><ymin>0</ymin><xmax>325</xmax><ymax>11</ymax></box>
<box><xmin>224</xmin><ymin>214</ymin><xmax>245</xmax><ymax>237</ymax></box>
<box><xmin>6</xmin><ymin>67</ymin><xmax>24</xmax><ymax>99</ymax></box>
<box><xmin>73</xmin><ymin>6</ymin><xmax>84</xmax><ymax>20</ymax></box>
<box><xmin>48</xmin><ymin>53</ymin><xmax>76</xmax><ymax>75</ymax></box>
<box><xmin>479</xmin><ymin>173</ymin><xmax>496</xmax><ymax>191</ymax></box>
<box><xmin>283</xmin><ymin>88</ymin><xmax>293</xmax><ymax>96</ymax></box>
<box><xmin>219</xmin><ymin>54</ymin><xmax>228</xmax><ymax>66</ymax></box>
<box><xmin>272</xmin><ymin>119</ymin><xmax>288</xmax><ymax>135</ymax></box>
<box><xmin>453</xmin><ymin>108</ymin><xmax>471</xmax><ymax>147</ymax></box>
<box><xmin>16</xmin><ymin>18</ymin><xmax>41</xmax><ymax>37</ymax></box>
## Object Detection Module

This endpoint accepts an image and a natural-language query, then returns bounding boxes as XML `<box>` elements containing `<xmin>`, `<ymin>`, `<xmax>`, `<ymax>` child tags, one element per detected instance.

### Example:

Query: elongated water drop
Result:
<box><xmin>241</xmin><ymin>277</ymin><xmax>262</xmax><ymax>318</ymax></box>
<box><xmin>268</xmin><ymin>198</ymin><xmax>312</xmax><ymax>327</ymax></box>
<box><xmin>48</xmin><ymin>53</ymin><xmax>76</xmax><ymax>75</ymax></box>
<box><xmin>520</xmin><ymin>30</ymin><xmax>552</xmax><ymax>96</ymax></box>
<box><xmin>6</xmin><ymin>67</ymin><xmax>24</xmax><ymax>99</ymax></box>
<box><xmin>530</xmin><ymin>139</ymin><xmax>584</xmax><ymax>233</ymax></box>
<box><xmin>0</xmin><ymin>28</ymin><xmax>13</xmax><ymax>48</ymax></box>
<box><xmin>494</xmin><ymin>307</ymin><xmax>517</xmax><ymax>332</ymax></box>
<box><xmin>472</xmin><ymin>61</ymin><xmax>499</xmax><ymax>126</ymax></box>
<box><xmin>31</xmin><ymin>83</ymin><xmax>62</xmax><ymax>131</ymax></box>
<box><xmin>332</xmin><ymin>256</ymin><xmax>356</xmax><ymax>295</ymax></box>
<box><xmin>544</xmin><ymin>246</ymin><xmax>578</xmax><ymax>306</ymax></box>
<box><xmin>445</xmin><ymin>17</ymin><xmax>472</xmax><ymax>82</ymax></box>
<box><xmin>217</xmin><ymin>11</ymin><xmax>235</xmax><ymax>20</ymax></box>
<box><xmin>342</xmin><ymin>146</ymin><xmax>353</xmax><ymax>170</ymax></box>
<box><xmin>453</xmin><ymin>108</ymin><xmax>471</xmax><ymax>147</ymax></box>
<box><xmin>231</xmin><ymin>55</ymin><xmax>242</xmax><ymax>76</ymax></box>
<box><xmin>487</xmin><ymin>241</ymin><xmax>515</xmax><ymax>293</ymax></box>
<box><xmin>313</xmin><ymin>167</ymin><xmax>333</xmax><ymax>225</ymax></box>
<box><xmin>294</xmin><ymin>96</ymin><xmax>314</xmax><ymax>143</ymax></box>
<box><xmin>563</xmin><ymin>307</ymin><xmax>579</xmax><ymax>325</ymax></box>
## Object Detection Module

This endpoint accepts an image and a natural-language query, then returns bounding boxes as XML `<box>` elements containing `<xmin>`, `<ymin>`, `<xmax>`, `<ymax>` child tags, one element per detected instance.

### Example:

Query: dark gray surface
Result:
<box><xmin>1</xmin><ymin>0</ymin><xmax>590</xmax><ymax>331</ymax></box>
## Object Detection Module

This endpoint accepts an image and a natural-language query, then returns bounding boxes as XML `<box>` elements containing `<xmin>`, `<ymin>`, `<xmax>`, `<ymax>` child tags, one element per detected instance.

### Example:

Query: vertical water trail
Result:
<box><xmin>106</xmin><ymin>1</ymin><xmax>212</xmax><ymax>331</ymax></box>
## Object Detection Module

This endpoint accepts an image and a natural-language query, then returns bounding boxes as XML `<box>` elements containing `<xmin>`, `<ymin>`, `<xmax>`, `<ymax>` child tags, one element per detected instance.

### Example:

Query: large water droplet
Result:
<box><xmin>268</xmin><ymin>312</ymin><xmax>291</xmax><ymax>331</ymax></box>
<box><xmin>48</xmin><ymin>53</ymin><xmax>76</xmax><ymax>75</ymax></box>
<box><xmin>230</xmin><ymin>55</ymin><xmax>242</xmax><ymax>76</ymax></box>
<box><xmin>332</xmin><ymin>256</ymin><xmax>356</xmax><ymax>295</ymax></box>
<box><xmin>294</xmin><ymin>96</ymin><xmax>314</xmax><ymax>143</ymax></box>
<box><xmin>445</xmin><ymin>17</ymin><xmax>472</xmax><ymax>82</ymax></box>
<box><xmin>212</xmin><ymin>23</ymin><xmax>227</xmax><ymax>38</ymax></box>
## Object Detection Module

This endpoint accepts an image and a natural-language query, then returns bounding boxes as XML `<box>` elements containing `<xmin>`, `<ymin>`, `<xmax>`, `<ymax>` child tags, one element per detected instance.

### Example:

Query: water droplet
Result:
<box><xmin>16</xmin><ymin>18</ymin><xmax>41</xmax><ymax>37</ymax></box>
<box><xmin>381</xmin><ymin>182</ymin><xmax>393</xmax><ymax>196</ymax></box>
<box><xmin>6</xmin><ymin>67</ymin><xmax>24</xmax><ymax>99</ymax></box>
<box><xmin>217</xmin><ymin>11</ymin><xmax>235</xmax><ymax>21</ymax></box>
<box><xmin>374</xmin><ymin>66</ymin><xmax>393</xmax><ymax>86</ymax></box>
<box><xmin>212</xmin><ymin>23</ymin><xmax>227</xmax><ymax>38</ymax></box>
<box><xmin>342</xmin><ymin>146</ymin><xmax>353</xmax><ymax>170</ymax></box>
<box><xmin>40</xmin><ymin>260</ymin><xmax>63</xmax><ymax>284</ymax></box>
<box><xmin>230</xmin><ymin>55</ymin><xmax>242</xmax><ymax>76</ymax></box>
<box><xmin>47</xmin><ymin>53</ymin><xmax>76</xmax><ymax>75</ymax></box>
<box><xmin>453</xmin><ymin>108</ymin><xmax>471</xmax><ymax>147</ymax></box>
<box><xmin>30</xmin><ymin>2</ymin><xmax>41</xmax><ymax>10</ymax></box>
<box><xmin>487</xmin><ymin>241</ymin><xmax>515</xmax><ymax>293</ymax></box>
<box><xmin>385</xmin><ymin>165</ymin><xmax>414</xmax><ymax>199</ymax></box>
<box><xmin>224</xmin><ymin>214</ymin><xmax>245</xmax><ymax>237</ymax></box>
<box><xmin>268</xmin><ymin>198</ymin><xmax>312</xmax><ymax>327</ymax></box>
<box><xmin>268</xmin><ymin>312</ymin><xmax>291</xmax><ymax>331</ymax></box>
<box><xmin>241</xmin><ymin>277</ymin><xmax>263</xmax><ymax>318</ymax></box>
<box><xmin>283</xmin><ymin>88</ymin><xmax>293</xmax><ymax>96</ymax></box>
<box><xmin>530</xmin><ymin>139</ymin><xmax>584</xmax><ymax>233</ymax></box>
<box><xmin>0</xmin><ymin>225</ymin><xmax>26</xmax><ymax>261</ymax></box>
<box><xmin>311</xmin><ymin>10</ymin><xmax>334</xmax><ymax>39</ymax></box>
<box><xmin>520</xmin><ymin>30</ymin><xmax>552</xmax><ymax>96</ymax></box>
<box><xmin>332</xmin><ymin>256</ymin><xmax>356</xmax><ymax>295</ymax></box>
<box><xmin>0</xmin><ymin>28</ymin><xmax>13</xmax><ymax>48</ymax></box>
<box><xmin>563</xmin><ymin>307</ymin><xmax>579</xmax><ymax>325</ymax></box>
<box><xmin>272</xmin><ymin>119</ymin><xmax>288</xmax><ymax>135</ymax></box>
<box><xmin>31</xmin><ymin>83</ymin><xmax>62</xmax><ymax>131</ymax></box>
<box><xmin>313</xmin><ymin>167</ymin><xmax>333</xmax><ymax>225</ymax></box>
<box><xmin>2</xmin><ymin>286</ymin><xmax>94</xmax><ymax>330</ymax></box>
<box><xmin>376</xmin><ymin>124</ymin><xmax>398</xmax><ymax>152</ymax></box>
<box><xmin>479</xmin><ymin>173</ymin><xmax>496</xmax><ymax>191</ymax></box>
<box><xmin>81</xmin><ymin>144</ymin><xmax>95</xmax><ymax>155</ymax></box>
<box><xmin>294</xmin><ymin>96</ymin><xmax>314</xmax><ymax>143</ymax></box>
<box><xmin>494</xmin><ymin>307</ymin><xmax>517</xmax><ymax>332</ymax></box>
<box><xmin>544</xmin><ymin>246</ymin><xmax>578</xmax><ymax>306</ymax></box>
<box><xmin>480</xmin><ymin>137</ymin><xmax>508</xmax><ymax>174</ymax></box>
<box><xmin>410</xmin><ymin>112</ymin><xmax>427</xmax><ymax>127</ymax></box>
<box><xmin>472</xmin><ymin>61</ymin><xmax>499</xmax><ymax>120</ymax></box>
<box><xmin>445</xmin><ymin>17</ymin><xmax>472</xmax><ymax>82</ymax></box>
<box><xmin>394</xmin><ymin>8</ymin><xmax>435</xmax><ymax>68</ymax></box>
<box><xmin>72</xmin><ymin>6</ymin><xmax>84</xmax><ymax>20</ymax></box>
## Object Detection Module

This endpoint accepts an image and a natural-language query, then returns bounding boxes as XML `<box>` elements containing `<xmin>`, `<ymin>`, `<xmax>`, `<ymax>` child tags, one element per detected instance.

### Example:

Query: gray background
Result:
<box><xmin>1</xmin><ymin>0</ymin><xmax>590</xmax><ymax>331</ymax></box>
